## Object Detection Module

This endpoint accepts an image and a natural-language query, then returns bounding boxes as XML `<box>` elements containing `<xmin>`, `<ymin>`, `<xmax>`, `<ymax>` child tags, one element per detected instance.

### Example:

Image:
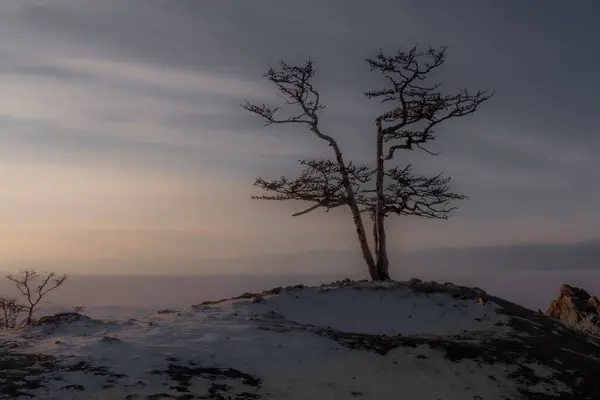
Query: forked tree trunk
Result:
<box><xmin>329</xmin><ymin>142</ymin><xmax>379</xmax><ymax>280</ymax></box>
<box><xmin>373</xmin><ymin>217</ymin><xmax>391</xmax><ymax>280</ymax></box>
<box><xmin>374</xmin><ymin>128</ymin><xmax>391</xmax><ymax>281</ymax></box>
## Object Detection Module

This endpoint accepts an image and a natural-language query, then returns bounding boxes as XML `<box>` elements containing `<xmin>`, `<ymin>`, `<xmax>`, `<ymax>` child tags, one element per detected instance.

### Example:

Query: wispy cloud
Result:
<box><xmin>0</xmin><ymin>0</ymin><xmax>598</xmax><ymax>274</ymax></box>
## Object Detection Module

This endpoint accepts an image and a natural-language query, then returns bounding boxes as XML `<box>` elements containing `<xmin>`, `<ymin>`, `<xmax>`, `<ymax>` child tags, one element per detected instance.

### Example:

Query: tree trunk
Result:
<box><xmin>374</xmin><ymin>128</ymin><xmax>391</xmax><ymax>281</ymax></box>
<box><xmin>373</xmin><ymin>219</ymin><xmax>391</xmax><ymax>280</ymax></box>
<box><xmin>330</xmin><ymin>143</ymin><xmax>379</xmax><ymax>280</ymax></box>
<box><xmin>26</xmin><ymin>307</ymin><xmax>33</xmax><ymax>325</ymax></box>
<box><xmin>309</xmin><ymin>123</ymin><xmax>378</xmax><ymax>280</ymax></box>
<box><xmin>371</xmin><ymin>213</ymin><xmax>388</xmax><ymax>281</ymax></box>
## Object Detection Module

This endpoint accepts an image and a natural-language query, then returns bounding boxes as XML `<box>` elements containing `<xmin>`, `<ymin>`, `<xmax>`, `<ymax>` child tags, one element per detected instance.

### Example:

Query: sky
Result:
<box><xmin>0</xmin><ymin>0</ymin><xmax>599</xmax><ymax>276</ymax></box>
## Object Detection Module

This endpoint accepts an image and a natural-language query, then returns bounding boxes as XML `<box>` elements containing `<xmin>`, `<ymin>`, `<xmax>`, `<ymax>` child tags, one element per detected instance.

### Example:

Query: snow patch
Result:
<box><xmin>0</xmin><ymin>280</ymin><xmax>581</xmax><ymax>399</ymax></box>
<box><xmin>247</xmin><ymin>284</ymin><xmax>505</xmax><ymax>336</ymax></box>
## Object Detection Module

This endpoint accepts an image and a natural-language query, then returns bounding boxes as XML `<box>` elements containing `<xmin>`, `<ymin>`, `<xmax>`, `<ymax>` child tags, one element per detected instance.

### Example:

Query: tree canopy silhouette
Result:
<box><xmin>243</xmin><ymin>45</ymin><xmax>493</xmax><ymax>280</ymax></box>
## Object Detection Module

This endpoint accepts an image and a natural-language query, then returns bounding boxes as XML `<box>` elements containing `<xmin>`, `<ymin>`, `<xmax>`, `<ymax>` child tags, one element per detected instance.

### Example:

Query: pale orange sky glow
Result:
<box><xmin>0</xmin><ymin>1</ymin><xmax>598</xmax><ymax>276</ymax></box>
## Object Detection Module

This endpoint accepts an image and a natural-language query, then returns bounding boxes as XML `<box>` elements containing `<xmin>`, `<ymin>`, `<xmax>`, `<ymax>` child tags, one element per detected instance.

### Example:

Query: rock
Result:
<box><xmin>33</xmin><ymin>312</ymin><xmax>90</xmax><ymax>326</ymax></box>
<box><xmin>546</xmin><ymin>284</ymin><xmax>600</xmax><ymax>336</ymax></box>
<box><xmin>560</xmin><ymin>284</ymin><xmax>577</xmax><ymax>297</ymax></box>
<box><xmin>269</xmin><ymin>287</ymin><xmax>283</xmax><ymax>295</ymax></box>
<box><xmin>580</xmin><ymin>315</ymin><xmax>600</xmax><ymax>336</ymax></box>
<box><xmin>100</xmin><ymin>336</ymin><xmax>121</xmax><ymax>344</ymax></box>
<box><xmin>157</xmin><ymin>309</ymin><xmax>179</xmax><ymax>314</ymax></box>
<box><xmin>407</xmin><ymin>280</ymin><xmax>483</xmax><ymax>301</ymax></box>
<box><xmin>471</xmin><ymin>287</ymin><xmax>487</xmax><ymax>296</ymax></box>
<box><xmin>61</xmin><ymin>384</ymin><xmax>85</xmax><ymax>392</ymax></box>
<box><xmin>407</xmin><ymin>278</ymin><xmax>422</xmax><ymax>288</ymax></box>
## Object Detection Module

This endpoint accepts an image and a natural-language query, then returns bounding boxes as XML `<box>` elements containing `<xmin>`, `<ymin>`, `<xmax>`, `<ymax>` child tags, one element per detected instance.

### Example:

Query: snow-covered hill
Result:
<box><xmin>1</xmin><ymin>279</ymin><xmax>599</xmax><ymax>399</ymax></box>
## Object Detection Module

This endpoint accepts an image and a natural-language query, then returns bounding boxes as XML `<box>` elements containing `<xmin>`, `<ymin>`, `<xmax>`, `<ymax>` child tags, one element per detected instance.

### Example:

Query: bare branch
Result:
<box><xmin>366</xmin><ymin>46</ymin><xmax>494</xmax><ymax>159</ymax></box>
<box><xmin>416</xmin><ymin>143</ymin><xmax>441</xmax><ymax>156</ymax></box>
<box><xmin>353</xmin><ymin>164</ymin><xmax>466</xmax><ymax>220</ymax></box>
<box><xmin>291</xmin><ymin>203</ymin><xmax>322</xmax><ymax>217</ymax></box>
<box><xmin>5</xmin><ymin>269</ymin><xmax>67</xmax><ymax>324</ymax></box>
<box><xmin>241</xmin><ymin>59</ymin><xmax>340</xmax><ymax>144</ymax></box>
<box><xmin>292</xmin><ymin>200</ymin><xmax>347</xmax><ymax>217</ymax></box>
<box><xmin>383</xmin><ymin>165</ymin><xmax>466</xmax><ymax>219</ymax></box>
<box><xmin>251</xmin><ymin>159</ymin><xmax>372</xmax><ymax>217</ymax></box>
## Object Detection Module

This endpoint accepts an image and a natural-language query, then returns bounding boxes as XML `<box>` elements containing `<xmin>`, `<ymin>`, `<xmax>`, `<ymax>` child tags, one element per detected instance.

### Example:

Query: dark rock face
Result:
<box><xmin>546</xmin><ymin>284</ymin><xmax>600</xmax><ymax>336</ymax></box>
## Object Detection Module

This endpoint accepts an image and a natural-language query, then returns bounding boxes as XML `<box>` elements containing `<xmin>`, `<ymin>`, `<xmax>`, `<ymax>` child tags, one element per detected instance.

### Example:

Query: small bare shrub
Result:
<box><xmin>0</xmin><ymin>297</ymin><xmax>25</xmax><ymax>330</ymax></box>
<box><xmin>72</xmin><ymin>305</ymin><xmax>86</xmax><ymax>314</ymax></box>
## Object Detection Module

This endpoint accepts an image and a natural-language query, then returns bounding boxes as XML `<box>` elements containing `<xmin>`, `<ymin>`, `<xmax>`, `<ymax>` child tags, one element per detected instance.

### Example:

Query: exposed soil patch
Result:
<box><xmin>150</xmin><ymin>362</ymin><xmax>262</xmax><ymax>399</ymax></box>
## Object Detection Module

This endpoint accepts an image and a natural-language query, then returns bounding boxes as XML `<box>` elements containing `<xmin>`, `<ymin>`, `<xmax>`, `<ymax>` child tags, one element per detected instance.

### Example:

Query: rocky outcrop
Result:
<box><xmin>546</xmin><ymin>284</ymin><xmax>600</xmax><ymax>336</ymax></box>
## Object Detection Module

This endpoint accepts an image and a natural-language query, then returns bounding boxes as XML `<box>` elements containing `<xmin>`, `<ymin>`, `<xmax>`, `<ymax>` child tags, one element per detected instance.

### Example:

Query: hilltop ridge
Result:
<box><xmin>1</xmin><ymin>279</ymin><xmax>599</xmax><ymax>399</ymax></box>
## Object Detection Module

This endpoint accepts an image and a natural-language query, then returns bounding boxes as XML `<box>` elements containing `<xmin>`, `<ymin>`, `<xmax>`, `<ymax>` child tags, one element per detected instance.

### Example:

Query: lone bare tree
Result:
<box><xmin>243</xmin><ymin>46</ymin><xmax>493</xmax><ymax>281</ymax></box>
<box><xmin>6</xmin><ymin>269</ymin><xmax>68</xmax><ymax>324</ymax></box>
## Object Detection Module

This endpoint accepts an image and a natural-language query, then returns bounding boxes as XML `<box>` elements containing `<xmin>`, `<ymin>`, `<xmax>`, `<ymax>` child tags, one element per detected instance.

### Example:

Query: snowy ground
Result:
<box><xmin>0</xmin><ymin>279</ymin><xmax>594</xmax><ymax>399</ymax></box>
